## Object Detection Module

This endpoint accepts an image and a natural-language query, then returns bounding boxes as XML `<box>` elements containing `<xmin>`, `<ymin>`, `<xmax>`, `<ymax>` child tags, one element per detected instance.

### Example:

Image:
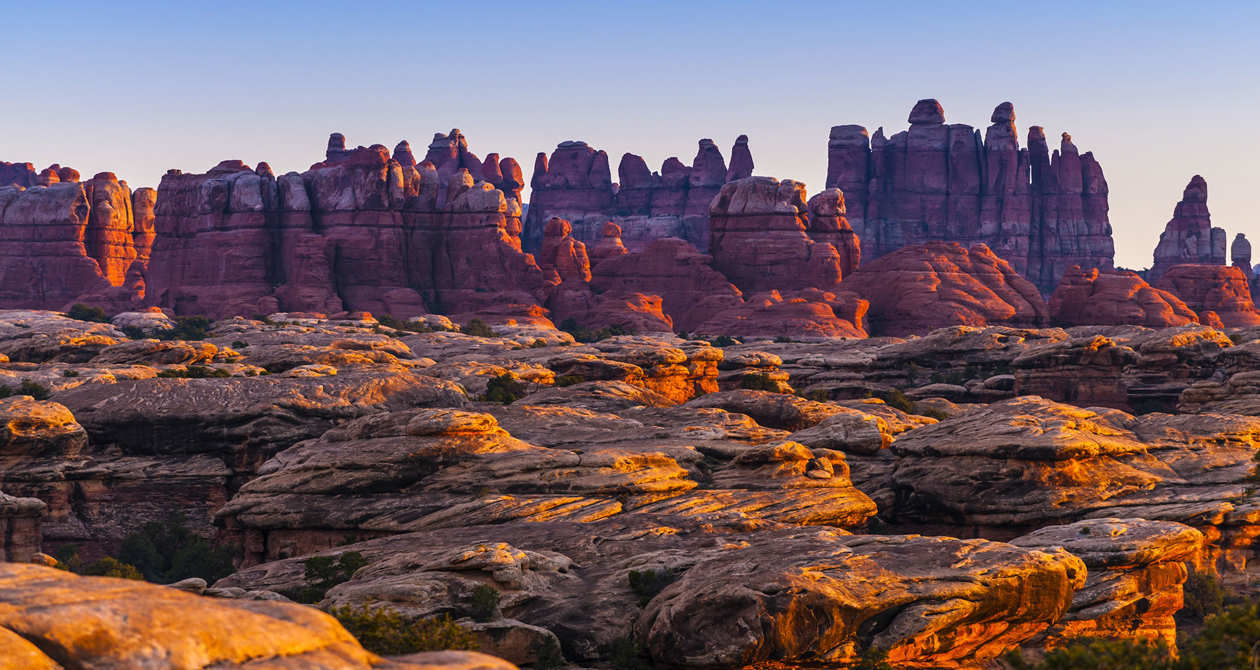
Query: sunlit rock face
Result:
<box><xmin>0</xmin><ymin>170</ymin><xmax>147</xmax><ymax>312</ymax></box>
<box><xmin>0</xmin><ymin>561</ymin><xmax>496</xmax><ymax>669</ymax></box>
<box><xmin>1150</xmin><ymin>175</ymin><xmax>1227</xmax><ymax>282</ymax></box>
<box><xmin>827</xmin><ymin>100</ymin><xmax>1115</xmax><ymax>293</ymax></box>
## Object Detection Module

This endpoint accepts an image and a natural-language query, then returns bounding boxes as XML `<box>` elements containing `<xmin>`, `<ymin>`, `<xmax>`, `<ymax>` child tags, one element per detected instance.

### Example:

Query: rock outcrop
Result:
<box><xmin>1050</xmin><ymin>266</ymin><xmax>1200</xmax><ymax>328</ymax></box>
<box><xmin>1149</xmin><ymin>176</ymin><xmax>1227</xmax><ymax>282</ymax></box>
<box><xmin>840</xmin><ymin>242</ymin><xmax>1049</xmax><ymax>336</ymax></box>
<box><xmin>0</xmin><ymin>173</ymin><xmax>147</xmax><ymax>311</ymax></box>
<box><xmin>523</xmin><ymin>137</ymin><xmax>753</xmax><ymax>253</ymax></box>
<box><xmin>1154</xmin><ymin>264</ymin><xmax>1260</xmax><ymax>328</ymax></box>
<box><xmin>708</xmin><ymin>177</ymin><xmax>856</xmax><ymax>295</ymax></box>
<box><xmin>0</xmin><ymin>562</ymin><xmax>482</xmax><ymax>669</ymax></box>
<box><xmin>147</xmin><ymin>134</ymin><xmax>549</xmax><ymax>320</ymax></box>
<box><xmin>827</xmin><ymin>100</ymin><xmax>1115</xmax><ymax>292</ymax></box>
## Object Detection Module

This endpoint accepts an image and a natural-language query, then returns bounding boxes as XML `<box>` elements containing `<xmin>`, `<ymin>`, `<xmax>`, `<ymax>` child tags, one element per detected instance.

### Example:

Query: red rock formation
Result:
<box><xmin>538</xmin><ymin>218</ymin><xmax>591</xmax><ymax>283</ymax></box>
<box><xmin>591</xmin><ymin>236</ymin><xmax>743</xmax><ymax>332</ymax></box>
<box><xmin>0</xmin><ymin>176</ymin><xmax>144</xmax><ymax>311</ymax></box>
<box><xmin>1154</xmin><ymin>264</ymin><xmax>1260</xmax><ymax>328</ymax></box>
<box><xmin>1049</xmin><ymin>266</ymin><xmax>1200</xmax><ymax>327</ymax></box>
<box><xmin>693</xmin><ymin>289</ymin><xmax>868</xmax><ymax>339</ymax></box>
<box><xmin>589</xmin><ymin>222</ymin><xmax>629</xmax><ymax>265</ymax></box>
<box><xmin>1150</xmin><ymin>175</ymin><xmax>1227</xmax><ymax>281</ymax></box>
<box><xmin>841</xmin><ymin>242</ymin><xmax>1049</xmax><ymax>336</ymax></box>
<box><xmin>827</xmin><ymin>100</ymin><xmax>1115</xmax><ymax>293</ymax></box>
<box><xmin>708</xmin><ymin>177</ymin><xmax>847</xmax><ymax>294</ymax></box>
<box><xmin>0</xmin><ymin>162</ymin><xmax>37</xmax><ymax>188</ymax></box>
<box><xmin>524</xmin><ymin>136</ymin><xmax>750</xmax><ymax>253</ymax></box>
<box><xmin>149</xmin><ymin>133</ymin><xmax>547</xmax><ymax>320</ymax></box>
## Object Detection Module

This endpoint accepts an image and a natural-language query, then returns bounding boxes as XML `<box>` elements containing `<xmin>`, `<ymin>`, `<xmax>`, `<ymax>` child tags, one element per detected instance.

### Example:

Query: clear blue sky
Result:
<box><xmin>3</xmin><ymin>0</ymin><xmax>1257</xmax><ymax>269</ymax></box>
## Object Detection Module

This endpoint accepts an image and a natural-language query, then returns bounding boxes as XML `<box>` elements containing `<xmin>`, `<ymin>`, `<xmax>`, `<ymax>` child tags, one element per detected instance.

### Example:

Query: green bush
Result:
<box><xmin>329</xmin><ymin>606</ymin><xmax>477</xmax><ymax>656</ymax></box>
<box><xmin>1182</xmin><ymin>570</ymin><xmax>1225</xmax><ymax>621</ymax></box>
<box><xmin>280</xmin><ymin>551</ymin><xmax>369</xmax><ymax>604</ymax></box>
<box><xmin>231</xmin><ymin>340</ymin><xmax>249</xmax><ymax>349</ymax></box>
<box><xmin>377</xmin><ymin>314</ymin><xmax>431</xmax><ymax>333</ymax></box>
<box><xmin>1181</xmin><ymin>603</ymin><xmax>1260</xmax><ymax>668</ymax></box>
<box><xmin>710</xmin><ymin>335</ymin><xmax>737</xmax><ymax>347</ymax></box>
<box><xmin>67</xmin><ymin>303</ymin><xmax>109</xmax><ymax>323</ymax></box>
<box><xmin>156</xmin><ymin>316</ymin><xmax>214</xmax><ymax>341</ymax></box>
<box><xmin>80</xmin><ymin>556</ymin><xmax>145</xmax><ymax>580</ymax></box>
<box><xmin>913</xmin><ymin>404</ymin><xmax>951</xmax><ymax>421</ymax></box>
<box><xmin>51</xmin><ymin>546</ymin><xmax>143</xmax><ymax>581</ymax></box>
<box><xmin>118</xmin><ymin>515</ymin><xmax>236</xmax><ymax>584</ymax></box>
<box><xmin>463</xmin><ymin>319</ymin><xmax>496</xmax><ymax>338</ymax></box>
<box><xmin>1005</xmin><ymin>638</ymin><xmax>1175</xmax><ymax>670</ymax></box>
<box><xmin>121</xmin><ymin>325</ymin><xmax>148</xmax><ymax>339</ymax></box>
<box><xmin>483</xmin><ymin>374</ymin><xmax>528</xmax><ymax>404</ymax></box>
<box><xmin>156</xmin><ymin>365</ymin><xmax>231</xmax><ymax>379</ymax></box>
<box><xmin>555</xmin><ymin>374</ymin><xmax>585</xmax><ymax>387</ymax></box>
<box><xmin>467</xmin><ymin>584</ymin><xmax>500</xmax><ymax>622</ymax></box>
<box><xmin>0</xmin><ymin>386</ymin><xmax>9</xmax><ymax>399</ymax></box>
<box><xmin>774</xmin><ymin>335</ymin><xmax>794</xmax><ymax>343</ymax></box>
<box><xmin>853</xmin><ymin>647</ymin><xmax>894</xmax><ymax>670</ymax></box>
<box><xmin>867</xmin><ymin>388</ymin><xmax>915</xmax><ymax>413</ymax></box>
<box><xmin>559</xmin><ymin>317</ymin><xmax>628</xmax><ymax>343</ymax></box>
<box><xmin>531</xmin><ymin>636</ymin><xmax>566</xmax><ymax>670</ymax></box>
<box><xmin>628</xmin><ymin>568</ymin><xmax>677</xmax><ymax>607</ymax></box>
<box><xmin>740</xmin><ymin>373</ymin><xmax>781</xmax><ymax>392</ymax></box>
<box><xmin>605</xmin><ymin>636</ymin><xmax>650</xmax><ymax>670</ymax></box>
<box><xmin>17</xmin><ymin>379</ymin><xmax>51</xmax><ymax>400</ymax></box>
<box><xmin>62</xmin><ymin>370</ymin><xmax>80</xmax><ymax>378</ymax></box>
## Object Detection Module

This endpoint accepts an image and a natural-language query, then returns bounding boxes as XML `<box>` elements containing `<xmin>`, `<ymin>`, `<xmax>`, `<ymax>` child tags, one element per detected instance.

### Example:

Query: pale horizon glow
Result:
<box><xmin>2</xmin><ymin>0</ymin><xmax>1256</xmax><ymax>270</ymax></box>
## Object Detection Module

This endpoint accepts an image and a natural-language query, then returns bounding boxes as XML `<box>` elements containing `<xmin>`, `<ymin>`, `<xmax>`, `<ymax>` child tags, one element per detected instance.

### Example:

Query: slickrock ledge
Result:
<box><xmin>0</xmin><ymin>562</ymin><xmax>496</xmax><ymax>669</ymax></box>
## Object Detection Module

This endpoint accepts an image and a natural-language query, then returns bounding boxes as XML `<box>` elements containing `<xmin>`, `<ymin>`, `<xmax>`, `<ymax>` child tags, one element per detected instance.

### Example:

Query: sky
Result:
<box><xmin>2</xmin><ymin>0</ymin><xmax>1257</xmax><ymax>270</ymax></box>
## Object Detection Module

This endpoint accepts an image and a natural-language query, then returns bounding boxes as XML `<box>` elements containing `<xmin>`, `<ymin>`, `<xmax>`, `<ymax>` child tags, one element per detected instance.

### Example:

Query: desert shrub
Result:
<box><xmin>155</xmin><ymin>315</ymin><xmax>214</xmax><ymax>341</ymax></box>
<box><xmin>913</xmin><ymin>404</ymin><xmax>951</xmax><ymax>421</ymax></box>
<box><xmin>1180</xmin><ymin>603</ymin><xmax>1260</xmax><ymax>668</ymax></box>
<box><xmin>17</xmin><ymin>380</ymin><xmax>51</xmax><ymax>400</ymax></box>
<box><xmin>774</xmin><ymin>335</ymin><xmax>793</xmax><ymax>343</ymax></box>
<box><xmin>377</xmin><ymin>314</ymin><xmax>431</xmax><ymax>333</ymax></box>
<box><xmin>467</xmin><ymin>584</ymin><xmax>500</xmax><ymax>622</ymax></box>
<box><xmin>628</xmin><ymin>568</ymin><xmax>677</xmax><ymax>606</ymax></box>
<box><xmin>559</xmin><ymin>317</ymin><xmax>628</xmax><ymax>343</ymax></box>
<box><xmin>62</xmin><ymin>370</ymin><xmax>80</xmax><ymax>378</ymax></box>
<box><xmin>867</xmin><ymin>389</ymin><xmax>914</xmax><ymax>414</ymax></box>
<box><xmin>605</xmin><ymin>636</ymin><xmax>650</xmax><ymax>670</ymax></box>
<box><xmin>483</xmin><ymin>374</ymin><xmax>527</xmax><ymax>404</ymax></box>
<box><xmin>1004</xmin><ymin>638</ymin><xmax>1175</xmax><ymax>670</ymax></box>
<box><xmin>801</xmin><ymin>389</ymin><xmax>830</xmax><ymax>402</ymax></box>
<box><xmin>0</xmin><ymin>386</ymin><xmax>10</xmax><ymax>399</ymax></box>
<box><xmin>710</xmin><ymin>335</ymin><xmax>737</xmax><ymax>347</ymax></box>
<box><xmin>464</xmin><ymin>319</ymin><xmax>496</xmax><ymax>338</ymax></box>
<box><xmin>329</xmin><ymin>606</ymin><xmax>476</xmax><ymax>656</ymax></box>
<box><xmin>231</xmin><ymin>340</ymin><xmax>249</xmax><ymax>349</ymax></box>
<box><xmin>853</xmin><ymin>647</ymin><xmax>894</xmax><ymax>670</ymax></box>
<box><xmin>118</xmin><ymin>515</ymin><xmax>236</xmax><ymax>584</ymax></box>
<box><xmin>80</xmin><ymin>556</ymin><xmax>145</xmax><ymax>580</ymax></box>
<box><xmin>121</xmin><ymin>325</ymin><xmax>148</xmax><ymax>339</ymax></box>
<box><xmin>531</xmin><ymin>636</ymin><xmax>566</xmax><ymax>670</ymax></box>
<box><xmin>157</xmin><ymin>365</ymin><xmax>231</xmax><ymax>379</ymax></box>
<box><xmin>280</xmin><ymin>551</ymin><xmax>369</xmax><ymax>604</ymax></box>
<box><xmin>67</xmin><ymin>303</ymin><xmax>109</xmax><ymax>323</ymax></box>
<box><xmin>1181</xmin><ymin>570</ymin><xmax>1226</xmax><ymax>621</ymax></box>
<box><xmin>555</xmin><ymin>374</ymin><xmax>585</xmax><ymax>387</ymax></box>
<box><xmin>51</xmin><ymin>546</ymin><xmax>143</xmax><ymax>581</ymax></box>
<box><xmin>739</xmin><ymin>373</ymin><xmax>780</xmax><ymax>392</ymax></box>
